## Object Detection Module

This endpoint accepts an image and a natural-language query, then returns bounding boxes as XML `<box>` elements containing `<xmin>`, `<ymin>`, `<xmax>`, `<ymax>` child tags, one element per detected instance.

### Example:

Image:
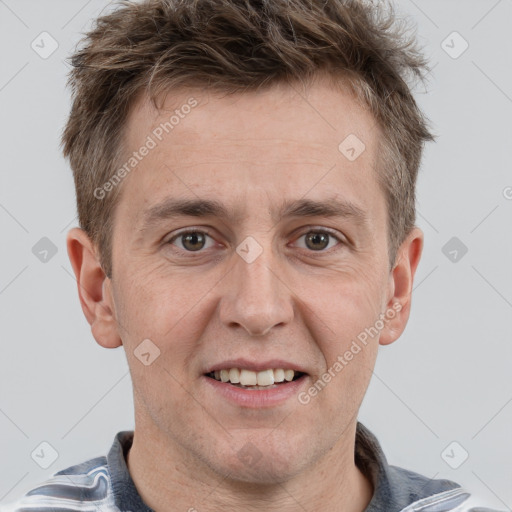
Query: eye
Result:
<box><xmin>167</xmin><ymin>230</ymin><xmax>216</xmax><ymax>252</ymax></box>
<box><xmin>293</xmin><ymin>229</ymin><xmax>343</xmax><ymax>252</ymax></box>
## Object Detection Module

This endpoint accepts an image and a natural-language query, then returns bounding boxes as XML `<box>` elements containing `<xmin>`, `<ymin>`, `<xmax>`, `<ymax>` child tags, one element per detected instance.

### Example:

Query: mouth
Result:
<box><xmin>205</xmin><ymin>368</ymin><xmax>306</xmax><ymax>390</ymax></box>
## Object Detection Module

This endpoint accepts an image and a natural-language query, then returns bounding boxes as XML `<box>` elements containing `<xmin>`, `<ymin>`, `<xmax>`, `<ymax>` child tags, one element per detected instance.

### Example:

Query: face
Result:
<box><xmin>86</xmin><ymin>76</ymin><xmax>416</xmax><ymax>484</ymax></box>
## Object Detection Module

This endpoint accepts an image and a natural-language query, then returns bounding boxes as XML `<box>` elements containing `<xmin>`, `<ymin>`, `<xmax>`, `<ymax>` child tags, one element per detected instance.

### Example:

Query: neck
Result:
<box><xmin>125</xmin><ymin>421</ymin><xmax>374</xmax><ymax>512</ymax></box>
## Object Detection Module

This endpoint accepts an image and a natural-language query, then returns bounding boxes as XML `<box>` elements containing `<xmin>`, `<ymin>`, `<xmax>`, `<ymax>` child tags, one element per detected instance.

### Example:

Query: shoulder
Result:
<box><xmin>355</xmin><ymin>422</ymin><xmax>505</xmax><ymax>512</ymax></box>
<box><xmin>388</xmin><ymin>465</ymin><xmax>506</xmax><ymax>512</ymax></box>
<box><xmin>0</xmin><ymin>455</ymin><xmax>121</xmax><ymax>512</ymax></box>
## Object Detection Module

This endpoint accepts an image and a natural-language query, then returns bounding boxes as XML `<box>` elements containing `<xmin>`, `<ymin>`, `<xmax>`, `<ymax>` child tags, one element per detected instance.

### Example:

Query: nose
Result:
<box><xmin>219</xmin><ymin>245</ymin><xmax>294</xmax><ymax>337</ymax></box>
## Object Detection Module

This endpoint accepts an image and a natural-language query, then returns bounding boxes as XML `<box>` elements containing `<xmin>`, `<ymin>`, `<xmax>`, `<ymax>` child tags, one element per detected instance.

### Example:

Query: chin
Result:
<box><xmin>206</xmin><ymin>439</ymin><xmax>311</xmax><ymax>485</ymax></box>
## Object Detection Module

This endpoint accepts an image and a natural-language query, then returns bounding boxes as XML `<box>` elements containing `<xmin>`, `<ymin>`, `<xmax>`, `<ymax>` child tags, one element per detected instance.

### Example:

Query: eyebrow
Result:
<box><xmin>139</xmin><ymin>196</ymin><xmax>369</xmax><ymax>231</ymax></box>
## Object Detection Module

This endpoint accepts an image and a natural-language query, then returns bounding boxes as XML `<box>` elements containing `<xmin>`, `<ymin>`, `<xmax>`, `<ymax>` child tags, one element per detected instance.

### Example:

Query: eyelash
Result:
<box><xmin>165</xmin><ymin>227</ymin><xmax>345</xmax><ymax>255</ymax></box>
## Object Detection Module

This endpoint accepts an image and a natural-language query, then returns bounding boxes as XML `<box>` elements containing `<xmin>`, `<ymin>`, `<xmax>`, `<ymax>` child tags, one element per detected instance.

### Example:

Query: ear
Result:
<box><xmin>66</xmin><ymin>227</ymin><xmax>122</xmax><ymax>349</ymax></box>
<box><xmin>379</xmin><ymin>227</ymin><xmax>424</xmax><ymax>346</ymax></box>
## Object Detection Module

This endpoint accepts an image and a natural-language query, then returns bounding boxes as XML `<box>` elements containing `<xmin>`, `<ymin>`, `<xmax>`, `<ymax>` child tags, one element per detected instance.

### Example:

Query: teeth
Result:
<box><xmin>274</xmin><ymin>368</ymin><xmax>285</xmax><ymax>383</ymax></box>
<box><xmin>239</xmin><ymin>369</ymin><xmax>257</xmax><ymax>386</ymax></box>
<box><xmin>210</xmin><ymin>368</ymin><xmax>300</xmax><ymax>387</ymax></box>
<box><xmin>228</xmin><ymin>368</ymin><xmax>240</xmax><ymax>383</ymax></box>
<box><xmin>257</xmin><ymin>369</ymin><xmax>274</xmax><ymax>386</ymax></box>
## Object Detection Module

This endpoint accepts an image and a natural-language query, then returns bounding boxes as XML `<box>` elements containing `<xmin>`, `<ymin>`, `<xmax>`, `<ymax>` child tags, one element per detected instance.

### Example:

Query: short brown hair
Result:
<box><xmin>62</xmin><ymin>0</ymin><xmax>434</xmax><ymax>278</ymax></box>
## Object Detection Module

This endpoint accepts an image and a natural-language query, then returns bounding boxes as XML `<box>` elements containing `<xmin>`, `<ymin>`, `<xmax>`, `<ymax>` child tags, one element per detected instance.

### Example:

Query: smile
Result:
<box><xmin>206</xmin><ymin>368</ymin><xmax>305</xmax><ymax>389</ymax></box>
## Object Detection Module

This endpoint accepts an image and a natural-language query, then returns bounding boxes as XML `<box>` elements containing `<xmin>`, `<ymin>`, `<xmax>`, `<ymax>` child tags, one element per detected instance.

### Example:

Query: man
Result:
<box><xmin>1</xmin><ymin>0</ymin><xmax>504</xmax><ymax>511</ymax></box>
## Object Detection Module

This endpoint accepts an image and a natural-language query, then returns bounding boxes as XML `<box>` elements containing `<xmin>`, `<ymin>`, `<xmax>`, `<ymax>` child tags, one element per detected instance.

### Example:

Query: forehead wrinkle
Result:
<box><xmin>138</xmin><ymin>195</ymin><xmax>370</xmax><ymax>234</ymax></box>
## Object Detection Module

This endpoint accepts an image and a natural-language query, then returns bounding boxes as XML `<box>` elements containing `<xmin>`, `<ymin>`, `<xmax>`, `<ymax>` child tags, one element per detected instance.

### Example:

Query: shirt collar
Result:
<box><xmin>355</xmin><ymin>421</ymin><xmax>461</xmax><ymax>511</ymax></box>
<box><xmin>107</xmin><ymin>422</ymin><xmax>461</xmax><ymax>512</ymax></box>
<box><xmin>107</xmin><ymin>430</ymin><xmax>154</xmax><ymax>512</ymax></box>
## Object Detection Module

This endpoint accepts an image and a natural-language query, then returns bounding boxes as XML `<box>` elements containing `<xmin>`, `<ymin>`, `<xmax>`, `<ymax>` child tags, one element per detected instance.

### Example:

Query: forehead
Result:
<box><xmin>129</xmin><ymin>76</ymin><xmax>377</xmax><ymax>149</ymax></box>
<box><xmin>117</xmin><ymin>75</ymin><xmax>385</xmax><ymax>229</ymax></box>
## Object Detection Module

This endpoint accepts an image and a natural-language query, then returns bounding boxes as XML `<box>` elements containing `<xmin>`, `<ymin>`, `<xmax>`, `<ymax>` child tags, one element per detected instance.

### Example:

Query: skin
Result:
<box><xmin>67</xmin><ymin>74</ymin><xmax>423</xmax><ymax>512</ymax></box>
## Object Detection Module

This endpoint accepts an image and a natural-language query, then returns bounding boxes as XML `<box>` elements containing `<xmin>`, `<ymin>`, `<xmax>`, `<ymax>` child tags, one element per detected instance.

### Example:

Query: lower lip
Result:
<box><xmin>202</xmin><ymin>375</ymin><xmax>308</xmax><ymax>408</ymax></box>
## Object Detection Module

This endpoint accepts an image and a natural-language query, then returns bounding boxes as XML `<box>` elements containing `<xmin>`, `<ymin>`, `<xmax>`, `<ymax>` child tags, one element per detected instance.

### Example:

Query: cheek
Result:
<box><xmin>314</xmin><ymin>265</ymin><xmax>385</xmax><ymax>340</ymax></box>
<box><xmin>305</xmin><ymin>264</ymin><xmax>384</xmax><ymax>399</ymax></box>
<box><xmin>113</xmin><ymin>260</ymin><xmax>221</xmax><ymax>379</ymax></box>
<box><xmin>114</xmin><ymin>266</ymin><xmax>209</xmax><ymax>421</ymax></box>
<box><xmin>115</xmin><ymin>259</ymin><xmax>202</xmax><ymax>333</ymax></box>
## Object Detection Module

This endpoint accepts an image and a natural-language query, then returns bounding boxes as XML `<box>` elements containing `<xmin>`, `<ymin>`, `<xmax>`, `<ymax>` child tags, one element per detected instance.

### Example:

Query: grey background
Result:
<box><xmin>0</xmin><ymin>0</ymin><xmax>511</xmax><ymax>509</ymax></box>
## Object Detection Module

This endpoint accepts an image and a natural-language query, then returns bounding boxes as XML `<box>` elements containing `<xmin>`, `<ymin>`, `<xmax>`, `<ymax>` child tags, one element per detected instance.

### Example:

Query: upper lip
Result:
<box><xmin>204</xmin><ymin>359</ymin><xmax>309</xmax><ymax>374</ymax></box>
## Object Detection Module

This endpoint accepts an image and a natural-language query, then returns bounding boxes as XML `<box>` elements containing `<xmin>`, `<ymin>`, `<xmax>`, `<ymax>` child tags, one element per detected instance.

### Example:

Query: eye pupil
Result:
<box><xmin>173</xmin><ymin>230</ymin><xmax>337</xmax><ymax>253</ymax></box>
<box><xmin>305</xmin><ymin>232</ymin><xmax>329</xmax><ymax>251</ymax></box>
<box><xmin>182</xmin><ymin>232</ymin><xmax>205</xmax><ymax>251</ymax></box>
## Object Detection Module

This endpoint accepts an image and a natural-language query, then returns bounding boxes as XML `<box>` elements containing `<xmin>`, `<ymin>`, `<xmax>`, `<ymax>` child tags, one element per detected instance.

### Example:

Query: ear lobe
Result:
<box><xmin>379</xmin><ymin>227</ymin><xmax>424</xmax><ymax>346</ymax></box>
<box><xmin>66</xmin><ymin>227</ymin><xmax>122</xmax><ymax>349</ymax></box>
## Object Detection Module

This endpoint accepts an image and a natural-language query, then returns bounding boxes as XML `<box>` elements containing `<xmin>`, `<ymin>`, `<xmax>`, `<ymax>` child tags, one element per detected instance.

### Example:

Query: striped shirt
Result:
<box><xmin>0</xmin><ymin>422</ymin><xmax>504</xmax><ymax>512</ymax></box>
